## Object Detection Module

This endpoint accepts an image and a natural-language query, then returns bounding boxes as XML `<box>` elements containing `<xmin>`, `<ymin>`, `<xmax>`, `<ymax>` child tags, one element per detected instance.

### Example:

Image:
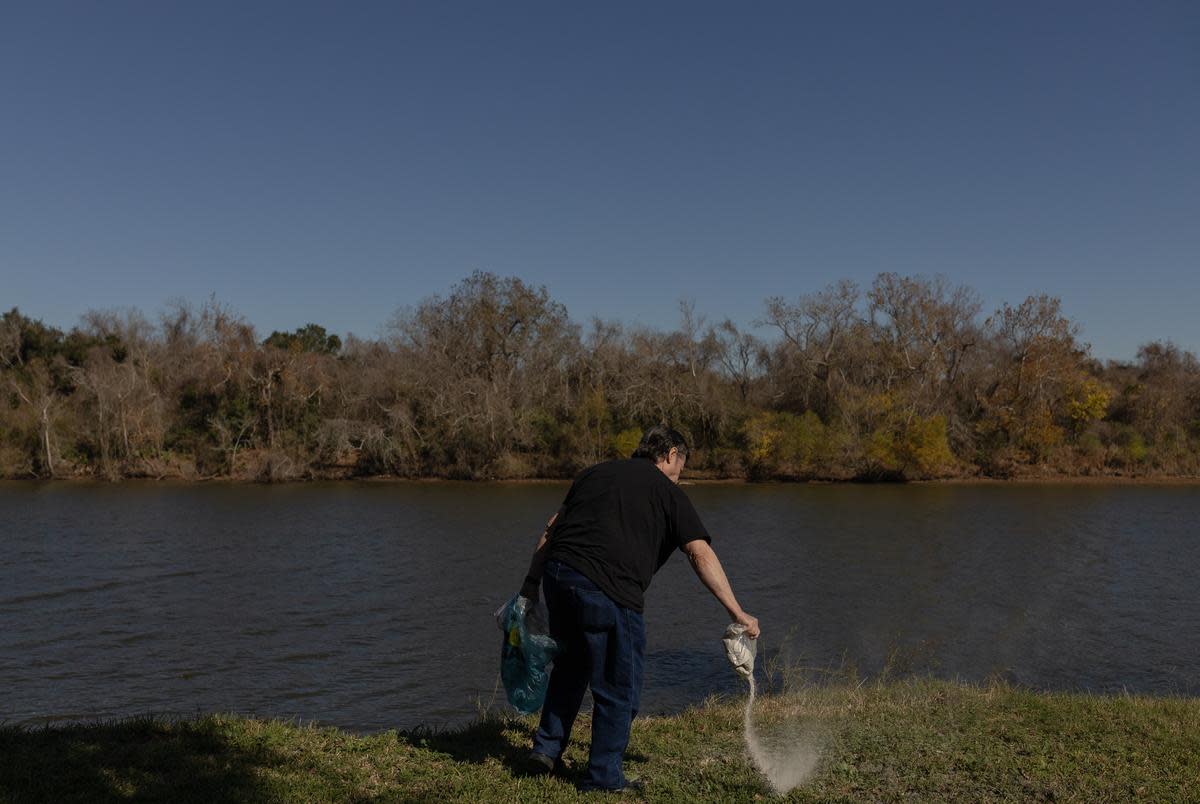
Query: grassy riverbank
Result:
<box><xmin>3</xmin><ymin>679</ymin><xmax>1197</xmax><ymax>802</ymax></box>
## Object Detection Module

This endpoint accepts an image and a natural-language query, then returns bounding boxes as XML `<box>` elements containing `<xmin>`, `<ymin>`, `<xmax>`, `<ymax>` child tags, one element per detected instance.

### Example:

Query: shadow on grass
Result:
<box><xmin>0</xmin><ymin>716</ymin><xmax>286</xmax><ymax>804</ymax></box>
<box><xmin>397</xmin><ymin>711</ymin><xmax>651</xmax><ymax>788</ymax></box>
<box><xmin>399</xmin><ymin>716</ymin><xmax>546</xmax><ymax>775</ymax></box>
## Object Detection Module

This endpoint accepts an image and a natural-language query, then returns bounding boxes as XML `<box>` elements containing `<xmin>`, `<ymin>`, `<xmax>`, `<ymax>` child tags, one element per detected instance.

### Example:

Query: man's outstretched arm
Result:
<box><xmin>682</xmin><ymin>539</ymin><xmax>760</xmax><ymax>638</ymax></box>
<box><xmin>519</xmin><ymin>512</ymin><xmax>558</xmax><ymax>600</ymax></box>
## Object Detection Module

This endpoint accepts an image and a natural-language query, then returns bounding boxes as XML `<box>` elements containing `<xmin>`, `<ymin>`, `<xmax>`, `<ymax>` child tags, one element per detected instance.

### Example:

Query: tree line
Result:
<box><xmin>2</xmin><ymin>271</ymin><xmax>1198</xmax><ymax>481</ymax></box>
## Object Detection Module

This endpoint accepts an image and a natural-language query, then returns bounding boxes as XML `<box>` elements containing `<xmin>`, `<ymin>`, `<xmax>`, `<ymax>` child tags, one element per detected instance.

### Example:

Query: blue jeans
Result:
<box><xmin>532</xmin><ymin>559</ymin><xmax>646</xmax><ymax>791</ymax></box>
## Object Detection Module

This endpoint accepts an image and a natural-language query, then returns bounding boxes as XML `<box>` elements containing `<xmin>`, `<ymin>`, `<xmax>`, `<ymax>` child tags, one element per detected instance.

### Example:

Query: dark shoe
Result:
<box><xmin>526</xmin><ymin>751</ymin><xmax>568</xmax><ymax>776</ymax></box>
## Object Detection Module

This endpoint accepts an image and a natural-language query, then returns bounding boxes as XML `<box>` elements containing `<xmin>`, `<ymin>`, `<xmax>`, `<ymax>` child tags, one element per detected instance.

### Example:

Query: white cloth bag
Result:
<box><xmin>722</xmin><ymin>622</ymin><xmax>756</xmax><ymax>680</ymax></box>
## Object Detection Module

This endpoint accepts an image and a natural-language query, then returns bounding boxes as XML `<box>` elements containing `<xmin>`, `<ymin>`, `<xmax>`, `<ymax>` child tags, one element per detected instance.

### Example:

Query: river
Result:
<box><xmin>2</xmin><ymin>480</ymin><xmax>1197</xmax><ymax>732</ymax></box>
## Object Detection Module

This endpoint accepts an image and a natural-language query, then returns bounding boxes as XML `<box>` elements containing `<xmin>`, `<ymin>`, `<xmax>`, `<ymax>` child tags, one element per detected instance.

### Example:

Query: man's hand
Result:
<box><xmin>519</xmin><ymin>511</ymin><xmax>559</xmax><ymax>602</ymax></box>
<box><xmin>734</xmin><ymin>610</ymin><xmax>760</xmax><ymax>639</ymax></box>
<box><xmin>519</xmin><ymin>574</ymin><xmax>540</xmax><ymax>601</ymax></box>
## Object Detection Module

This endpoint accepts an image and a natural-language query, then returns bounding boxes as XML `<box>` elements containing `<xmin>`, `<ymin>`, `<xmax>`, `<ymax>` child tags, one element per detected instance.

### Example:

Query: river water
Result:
<box><xmin>2</xmin><ymin>480</ymin><xmax>1197</xmax><ymax>732</ymax></box>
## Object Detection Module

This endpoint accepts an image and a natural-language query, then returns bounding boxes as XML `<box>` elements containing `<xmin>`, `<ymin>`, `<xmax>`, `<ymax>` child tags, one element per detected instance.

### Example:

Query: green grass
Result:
<box><xmin>2</xmin><ymin>679</ymin><xmax>1197</xmax><ymax>802</ymax></box>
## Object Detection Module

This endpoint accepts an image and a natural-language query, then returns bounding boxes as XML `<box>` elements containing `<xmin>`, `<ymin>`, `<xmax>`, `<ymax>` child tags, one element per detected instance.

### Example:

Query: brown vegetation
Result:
<box><xmin>2</xmin><ymin>272</ymin><xmax>1198</xmax><ymax>481</ymax></box>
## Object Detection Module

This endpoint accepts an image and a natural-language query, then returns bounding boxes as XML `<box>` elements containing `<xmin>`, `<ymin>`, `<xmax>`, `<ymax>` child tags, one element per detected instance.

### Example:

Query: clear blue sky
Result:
<box><xmin>2</xmin><ymin>2</ymin><xmax>1197</xmax><ymax>361</ymax></box>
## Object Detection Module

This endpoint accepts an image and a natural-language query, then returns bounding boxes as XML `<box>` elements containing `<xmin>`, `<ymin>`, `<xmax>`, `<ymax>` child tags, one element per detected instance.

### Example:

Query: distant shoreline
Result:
<box><xmin>5</xmin><ymin>472</ymin><xmax>1200</xmax><ymax>486</ymax></box>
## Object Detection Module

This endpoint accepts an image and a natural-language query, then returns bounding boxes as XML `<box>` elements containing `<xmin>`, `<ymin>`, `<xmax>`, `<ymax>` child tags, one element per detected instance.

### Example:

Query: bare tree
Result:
<box><xmin>975</xmin><ymin>295</ymin><xmax>1087</xmax><ymax>461</ymax></box>
<box><xmin>708</xmin><ymin>319</ymin><xmax>763</xmax><ymax>403</ymax></box>
<box><xmin>866</xmin><ymin>272</ymin><xmax>981</xmax><ymax>422</ymax></box>
<box><xmin>761</xmin><ymin>278</ymin><xmax>861</xmax><ymax>415</ymax></box>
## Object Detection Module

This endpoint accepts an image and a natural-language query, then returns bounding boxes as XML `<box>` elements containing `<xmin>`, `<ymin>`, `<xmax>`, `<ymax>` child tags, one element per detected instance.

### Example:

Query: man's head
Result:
<box><xmin>632</xmin><ymin>425</ymin><xmax>689</xmax><ymax>483</ymax></box>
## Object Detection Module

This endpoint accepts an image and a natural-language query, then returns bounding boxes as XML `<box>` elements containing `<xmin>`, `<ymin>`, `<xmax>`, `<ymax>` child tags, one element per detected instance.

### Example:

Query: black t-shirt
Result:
<box><xmin>544</xmin><ymin>458</ymin><xmax>712</xmax><ymax>613</ymax></box>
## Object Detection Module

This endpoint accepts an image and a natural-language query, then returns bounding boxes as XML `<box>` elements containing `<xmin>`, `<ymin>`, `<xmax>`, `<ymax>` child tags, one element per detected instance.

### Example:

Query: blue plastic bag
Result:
<box><xmin>494</xmin><ymin>594</ymin><xmax>560</xmax><ymax>714</ymax></box>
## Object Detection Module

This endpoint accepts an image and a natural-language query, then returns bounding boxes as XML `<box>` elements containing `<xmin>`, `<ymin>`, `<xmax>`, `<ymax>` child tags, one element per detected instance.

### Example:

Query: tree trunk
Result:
<box><xmin>42</xmin><ymin>404</ymin><xmax>54</xmax><ymax>476</ymax></box>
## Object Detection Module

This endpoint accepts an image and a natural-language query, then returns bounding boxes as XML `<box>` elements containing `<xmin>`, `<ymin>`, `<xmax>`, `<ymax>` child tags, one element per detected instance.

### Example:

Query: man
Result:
<box><xmin>517</xmin><ymin>425</ymin><xmax>760</xmax><ymax>793</ymax></box>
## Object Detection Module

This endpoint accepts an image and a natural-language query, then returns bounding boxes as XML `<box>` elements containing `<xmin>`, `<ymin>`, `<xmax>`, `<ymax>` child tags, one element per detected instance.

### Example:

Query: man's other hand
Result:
<box><xmin>520</xmin><ymin>574</ymin><xmax>540</xmax><ymax>601</ymax></box>
<box><xmin>735</xmin><ymin>611</ymin><xmax>760</xmax><ymax>639</ymax></box>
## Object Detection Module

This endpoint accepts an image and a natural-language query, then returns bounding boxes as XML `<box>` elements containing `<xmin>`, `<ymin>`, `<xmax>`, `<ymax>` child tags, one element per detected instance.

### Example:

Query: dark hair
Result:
<box><xmin>631</xmin><ymin>425</ymin><xmax>689</xmax><ymax>462</ymax></box>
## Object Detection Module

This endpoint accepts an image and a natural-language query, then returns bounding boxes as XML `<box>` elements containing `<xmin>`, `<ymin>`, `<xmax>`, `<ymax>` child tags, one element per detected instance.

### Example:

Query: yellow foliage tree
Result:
<box><xmin>1066</xmin><ymin>378</ymin><xmax>1111</xmax><ymax>436</ymax></box>
<box><xmin>611</xmin><ymin>427</ymin><xmax>642</xmax><ymax>458</ymax></box>
<box><xmin>896</xmin><ymin>415</ymin><xmax>956</xmax><ymax>477</ymax></box>
<box><xmin>741</xmin><ymin>410</ymin><xmax>831</xmax><ymax>478</ymax></box>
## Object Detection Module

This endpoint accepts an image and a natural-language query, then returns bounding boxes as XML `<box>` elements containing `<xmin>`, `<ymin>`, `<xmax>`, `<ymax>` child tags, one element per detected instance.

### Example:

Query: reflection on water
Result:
<box><xmin>1</xmin><ymin>480</ymin><xmax>1197</xmax><ymax>731</ymax></box>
